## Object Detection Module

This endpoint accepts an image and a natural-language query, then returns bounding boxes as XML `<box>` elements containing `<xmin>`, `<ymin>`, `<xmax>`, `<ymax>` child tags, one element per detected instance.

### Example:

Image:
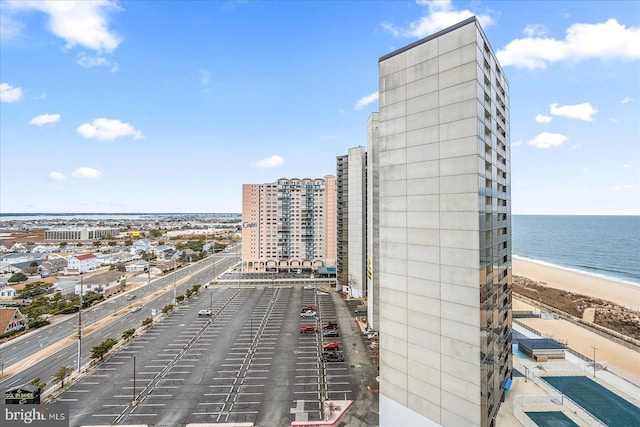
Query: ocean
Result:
<box><xmin>512</xmin><ymin>215</ymin><xmax>640</xmax><ymax>286</ymax></box>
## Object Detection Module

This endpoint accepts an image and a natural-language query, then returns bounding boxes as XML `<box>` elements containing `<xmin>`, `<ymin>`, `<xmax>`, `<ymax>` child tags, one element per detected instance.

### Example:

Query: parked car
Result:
<box><xmin>322</xmin><ymin>351</ymin><xmax>344</xmax><ymax>362</ymax></box>
<box><xmin>125</xmin><ymin>294</ymin><xmax>136</xmax><ymax>301</ymax></box>
<box><xmin>198</xmin><ymin>309</ymin><xmax>212</xmax><ymax>316</ymax></box>
<box><xmin>362</xmin><ymin>329</ymin><xmax>377</xmax><ymax>337</ymax></box>
<box><xmin>300</xmin><ymin>325</ymin><xmax>318</xmax><ymax>334</ymax></box>
<box><xmin>300</xmin><ymin>310</ymin><xmax>317</xmax><ymax>318</ymax></box>
<box><xmin>366</xmin><ymin>331</ymin><xmax>379</xmax><ymax>339</ymax></box>
<box><xmin>323</xmin><ymin>321</ymin><xmax>338</xmax><ymax>330</ymax></box>
<box><xmin>323</xmin><ymin>329</ymin><xmax>339</xmax><ymax>337</ymax></box>
<box><xmin>322</xmin><ymin>341</ymin><xmax>339</xmax><ymax>351</ymax></box>
<box><xmin>301</xmin><ymin>305</ymin><xmax>317</xmax><ymax>312</ymax></box>
<box><xmin>303</xmin><ymin>285</ymin><xmax>315</xmax><ymax>290</ymax></box>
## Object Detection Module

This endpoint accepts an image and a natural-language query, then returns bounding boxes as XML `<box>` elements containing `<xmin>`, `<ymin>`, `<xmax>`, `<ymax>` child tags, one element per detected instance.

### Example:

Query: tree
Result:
<box><xmin>150</xmin><ymin>229</ymin><xmax>162</xmax><ymax>238</ymax></box>
<box><xmin>176</xmin><ymin>295</ymin><xmax>185</xmax><ymax>303</ymax></box>
<box><xmin>52</xmin><ymin>366</ymin><xmax>74</xmax><ymax>389</ymax></box>
<box><xmin>142</xmin><ymin>317</ymin><xmax>153</xmax><ymax>327</ymax></box>
<box><xmin>59</xmin><ymin>242</ymin><xmax>68</xmax><ymax>248</ymax></box>
<box><xmin>29</xmin><ymin>261</ymin><xmax>39</xmax><ymax>268</ymax></box>
<box><xmin>108</xmin><ymin>241</ymin><xmax>117</xmax><ymax>246</ymax></box>
<box><xmin>122</xmin><ymin>328</ymin><xmax>136</xmax><ymax>341</ymax></box>
<box><xmin>17</xmin><ymin>282</ymin><xmax>52</xmax><ymax>299</ymax></box>
<box><xmin>8</xmin><ymin>272</ymin><xmax>28</xmax><ymax>283</ymax></box>
<box><xmin>161</xmin><ymin>304</ymin><xmax>174</xmax><ymax>314</ymax></box>
<box><xmin>93</xmin><ymin>241</ymin><xmax>101</xmax><ymax>247</ymax></box>
<box><xmin>29</xmin><ymin>377</ymin><xmax>46</xmax><ymax>390</ymax></box>
<box><xmin>90</xmin><ymin>338</ymin><xmax>119</xmax><ymax>361</ymax></box>
<box><xmin>125</xmin><ymin>239</ymin><xmax>133</xmax><ymax>246</ymax></box>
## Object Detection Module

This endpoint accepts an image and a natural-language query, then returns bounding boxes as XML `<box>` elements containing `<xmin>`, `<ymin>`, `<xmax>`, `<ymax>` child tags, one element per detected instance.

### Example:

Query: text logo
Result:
<box><xmin>1</xmin><ymin>405</ymin><xmax>68</xmax><ymax>427</ymax></box>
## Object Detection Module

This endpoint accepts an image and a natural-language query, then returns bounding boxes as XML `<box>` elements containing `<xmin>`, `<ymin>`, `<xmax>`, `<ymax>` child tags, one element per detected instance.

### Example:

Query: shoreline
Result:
<box><xmin>513</xmin><ymin>254</ymin><xmax>640</xmax><ymax>287</ymax></box>
<box><xmin>512</xmin><ymin>257</ymin><xmax>640</xmax><ymax>312</ymax></box>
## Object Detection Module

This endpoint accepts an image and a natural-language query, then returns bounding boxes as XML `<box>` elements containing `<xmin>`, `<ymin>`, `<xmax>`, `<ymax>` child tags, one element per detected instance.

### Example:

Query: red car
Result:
<box><xmin>299</xmin><ymin>325</ymin><xmax>318</xmax><ymax>334</ymax></box>
<box><xmin>323</xmin><ymin>321</ymin><xmax>338</xmax><ymax>330</ymax></box>
<box><xmin>322</xmin><ymin>341</ymin><xmax>339</xmax><ymax>351</ymax></box>
<box><xmin>301</xmin><ymin>305</ymin><xmax>317</xmax><ymax>312</ymax></box>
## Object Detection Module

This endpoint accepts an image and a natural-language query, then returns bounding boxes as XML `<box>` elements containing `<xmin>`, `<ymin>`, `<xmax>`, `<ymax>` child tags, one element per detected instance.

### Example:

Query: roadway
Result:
<box><xmin>0</xmin><ymin>246</ymin><xmax>239</xmax><ymax>392</ymax></box>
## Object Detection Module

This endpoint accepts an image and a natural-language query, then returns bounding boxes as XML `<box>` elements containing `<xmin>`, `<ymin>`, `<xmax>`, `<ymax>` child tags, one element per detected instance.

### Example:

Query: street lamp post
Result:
<box><xmin>173</xmin><ymin>259</ymin><xmax>177</xmax><ymax>305</ymax></box>
<box><xmin>132</xmin><ymin>355</ymin><xmax>137</xmax><ymax>406</ymax></box>
<box><xmin>591</xmin><ymin>346</ymin><xmax>598</xmax><ymax>377</ymax></box>
<box><xmin>77</xmin><ymin>275</ymin><xmax>83</xmax><ymax>372</ymax></box>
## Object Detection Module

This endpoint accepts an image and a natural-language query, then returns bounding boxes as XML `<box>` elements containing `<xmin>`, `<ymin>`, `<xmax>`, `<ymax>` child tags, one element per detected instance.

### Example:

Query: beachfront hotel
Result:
<box><xmin>241</xmin><ymin>177</ymin><xmax>336</xmax><ymax>273</ymax></box>
<box><xmin>336</xmin><ymin>146</ymin><xmax>368</xmax><ymax>298</ymax></box>
<box><xmin>372</xmin><ymin>17</ymin><xmax>512</xmax><ymax>427</ymax></box>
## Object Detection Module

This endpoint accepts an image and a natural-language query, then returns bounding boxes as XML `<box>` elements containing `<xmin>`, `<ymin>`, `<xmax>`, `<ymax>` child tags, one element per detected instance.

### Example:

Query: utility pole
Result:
<box><xmin>173</xmin><ymin>259</ymin><xmax>177</xmax><ymax>305</ymax></box>
<box><xmin>77</xmin><ymin>275</ymin><xmax>83</xmax><ymax>372</ymax></box>
<box><xmin>591</xmin><ymin>346</ymin><xmax>598</xmax><ymax>377</ymax></box>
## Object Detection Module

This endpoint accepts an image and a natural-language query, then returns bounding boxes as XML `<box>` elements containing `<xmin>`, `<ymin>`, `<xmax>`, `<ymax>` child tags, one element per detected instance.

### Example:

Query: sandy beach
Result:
<box><xmin>513</xmin><ymin>257</ymin><xmax>640</xmax><ymax>311</ymax></box>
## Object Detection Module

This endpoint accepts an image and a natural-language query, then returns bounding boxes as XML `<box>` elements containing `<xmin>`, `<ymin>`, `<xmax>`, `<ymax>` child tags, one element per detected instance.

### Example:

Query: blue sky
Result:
<box><xmin>1</xmin><ymin>0</ymin><xmax>638</xmax><ymax>214</ymax></box>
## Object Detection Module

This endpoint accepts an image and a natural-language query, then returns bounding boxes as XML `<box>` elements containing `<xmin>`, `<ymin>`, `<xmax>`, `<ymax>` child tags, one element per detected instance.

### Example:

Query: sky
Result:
<box><xmin>1</xmin><ymin>0</ymin><xmax>639</xmax><ymax>215</ymax></box>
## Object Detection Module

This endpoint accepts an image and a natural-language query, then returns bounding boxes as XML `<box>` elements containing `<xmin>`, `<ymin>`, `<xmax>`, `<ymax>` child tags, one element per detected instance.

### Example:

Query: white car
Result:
<box><xmin>198</xmin><ymin>309</ymin><xmax>212</xmax><ymax>316</ymax></box>
<box><xmin>303</xmin><ymin>285</ymin><xmax>315</xmax><ymax>290</ymax></box>
<box><xmin>300</xmin><ymin>310</ymin><xmax>317</xmax><ymax>317</ymax></box>
<box><xmin>130</xmin><ymin>306</ymin><xmax>142</xmax><ymax>313</ymax></box>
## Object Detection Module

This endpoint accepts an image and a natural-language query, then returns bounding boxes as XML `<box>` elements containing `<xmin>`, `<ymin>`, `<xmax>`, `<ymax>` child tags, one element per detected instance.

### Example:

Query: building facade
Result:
<box><xmin>45</xmin><ymin>227</ymin><xmax>119</xmax><ymax>241</ymax></box>
<box><xmin>241</xmin><ymin>177</ymin><xmax>336</xmax><ymax>273</ymax></box>
<box><xmin>67</xmin><ymin>253</ymin><xmax>99</xmax><ymax>274</ymax></box>
<box><xmin>336</xmin><ymin>147</ymin><xmax>368</xmax><ymax>297</ymax></box>
<box><xmin>374</xmin><ymin>17</ymin><xmax>512</xmax><ymax>427</ymax></box>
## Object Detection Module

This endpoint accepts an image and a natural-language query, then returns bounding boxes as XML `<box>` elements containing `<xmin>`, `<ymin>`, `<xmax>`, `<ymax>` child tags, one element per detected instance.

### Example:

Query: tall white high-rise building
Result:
<box><xmin>372</xmin><ymin>17</ymin><xmax>512</xmax><ymax>427</ymax></box>
<box><xmin>336</xmin><ymin>146</ymin><xmax>367</xmax><ymax>298</ymax></box>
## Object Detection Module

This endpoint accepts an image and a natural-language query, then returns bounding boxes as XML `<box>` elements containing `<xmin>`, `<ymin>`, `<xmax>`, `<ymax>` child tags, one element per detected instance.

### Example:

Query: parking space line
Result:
<box><xmin>57</xmin><ymin>398</ymin><xmax>78</xmax><ymax>402</ymax></box>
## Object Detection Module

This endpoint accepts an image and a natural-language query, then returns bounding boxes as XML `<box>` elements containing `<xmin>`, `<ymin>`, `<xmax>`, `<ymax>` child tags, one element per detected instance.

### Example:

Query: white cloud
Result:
<box><xmin>29</xmin><ymin>113</ymin><xmax>61</xmax><ymax>126</ymax></box>
<box><xmin>76</xmin><ymin>52</ymin><xmax>118</xmax><ymax>71</ymax></box>
<box><xmin>254</xmin><ymin>155</ymin><xmax>284</xmax><ymax>168</ymax></box>
<box><xmin>550</xmin><ymin>102</ymin><xmax>598</xmax><ymax>121</ymax></box>
<box><xmin>355</xmin><ymin>92</ymin><xmax>379</xmax><ymax>110</ymax></box>
<box><xmin>511</xmin><ymin>140</ymin><xmax>523</xmax><ymax>147</ymax></box>
<box><xmin>49</xmin><ymin>171</ymin><xmax>65</xmax><ymax>181</ymax></box>
<box><xmin>497</xmin><ymin>18</ymin><xmax>640</xmax><ymax>69</ymax></box>
<box><xmin>382</xmin><ymin>0</ymin><xmax>495</xmax><ymax>39</ymax></box>
<box><xmin>4</xmin><ymin>0</ymin><xmax>122</xmax><ymax>53</ymax></box>
<box><xmin>535</xmin><ymin>114</ymin><xmax>552</xmax><ymax>123</ymax></box>
<box><xmin>0</xmin><ymin>82</ymin><xmax>24</xmax><ymax>103</ymax></box>
<box><xmin>527</xmin><ymin>132</ymin><xmax>568</xmax><ymax>149</ymax></box>
<box><xmin>523</xmin><ymin>23</ymin><xmax>548</xmax><ymax>37</ymax></box>
<box><xmin>77</xmin><ymin>118</ymin><xmax>144</xmax><ymax>141</ymax></box>
<box><xmin>72</xmin><ymin>167</ymin><xmax>102</xmax><ymax>179</ymax></box>
<box><xmin>621</xmin><ymin>96</ymin><xmax>634</xmax><ymax>104</ymax></box>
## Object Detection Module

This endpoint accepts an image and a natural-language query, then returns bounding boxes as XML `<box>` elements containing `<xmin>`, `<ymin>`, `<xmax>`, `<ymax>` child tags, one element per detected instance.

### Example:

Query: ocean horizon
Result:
<box><xmin>512</xmin><ymin>215</ymin><xmax>640</xmax><ymax>287</ymax></box>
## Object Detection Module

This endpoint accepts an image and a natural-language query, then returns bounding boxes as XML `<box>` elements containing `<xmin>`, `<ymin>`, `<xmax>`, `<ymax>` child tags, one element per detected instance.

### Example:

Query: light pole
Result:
<box><xmin>132</xmin><ymin>355</ymin><xmax>137</xmax><ymax>406</ymax></box>
<box><xmin>173</xmin><ymin>259</ymin><xmax>177</xmax><ymax>305</ymax></box>
<box><xmin>591</xmin><ymin>346</ymin><xmax>598</xmax><ymax>377</ymax></box>
<box><xmin>77</xmin><ymin>274</ymin><xmax>83</xmax><ymax>372</ymax></box>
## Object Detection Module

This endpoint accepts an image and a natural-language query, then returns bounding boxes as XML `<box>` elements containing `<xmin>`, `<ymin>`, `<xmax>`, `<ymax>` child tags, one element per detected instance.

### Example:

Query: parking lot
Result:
<box><xmin>56</xmin><ymin>280</ymin><xmax>372</xmax><ymax>427</ymax></box>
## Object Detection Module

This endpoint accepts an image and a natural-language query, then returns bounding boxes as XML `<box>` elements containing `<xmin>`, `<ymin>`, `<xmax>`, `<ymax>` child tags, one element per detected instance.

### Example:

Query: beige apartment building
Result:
<box><xmin>241</xmin><ymin>177</ymin><xmax>336</xmax><ymax>273</ymax></box>
<box><xmin>374</xmin><ymin>17</ymin><xmax>512</xmax><ymax>427</ymax></box>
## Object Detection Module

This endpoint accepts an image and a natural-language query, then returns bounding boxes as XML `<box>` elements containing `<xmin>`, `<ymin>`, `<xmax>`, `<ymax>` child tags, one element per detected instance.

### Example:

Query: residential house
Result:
<box><xmin>8</xmin><ymin>243</ymin><xmax>28</xmax><ymax>253</ymax></box>
<box><xmin>0</xmin><ymin>308</ymin><xmax>28</xmax><ymax>334</ymax></box>
<box><xmin>67</xmin><ymin>253</ymin><xmax>99</xmax><ymax>274</ymax></box>
<box><xmin>30</xmin><ymin>245</ymin><xmax>50</xmax><ymax>253</ymax></box>
<box><xmin>0</xmin><ymin>285</ymin><xmax>18</xmax><ymax>299</ymax></box>
<box><xmin>76</xmin><ymin>271</ymin><xmax>126</xmax><ymax>298</ymax></box>
<box><xmin>38</xmin><ymin>258</ymin><xmax>68</xmax><ymax>277</ymax></box>
<box><xmin>1</xmin><ymin>253</ymin><xmax>45</xmax><ymax>265</ymax></box>
<box><xmin>131</xmin><ymin>239</ymin><xmax>152</xmax><ymax>254</ymax></box>
<box><xmin>125</xmin><ymin>260</ymin><xmax>149</xmax><ymax>272</ymax></box>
